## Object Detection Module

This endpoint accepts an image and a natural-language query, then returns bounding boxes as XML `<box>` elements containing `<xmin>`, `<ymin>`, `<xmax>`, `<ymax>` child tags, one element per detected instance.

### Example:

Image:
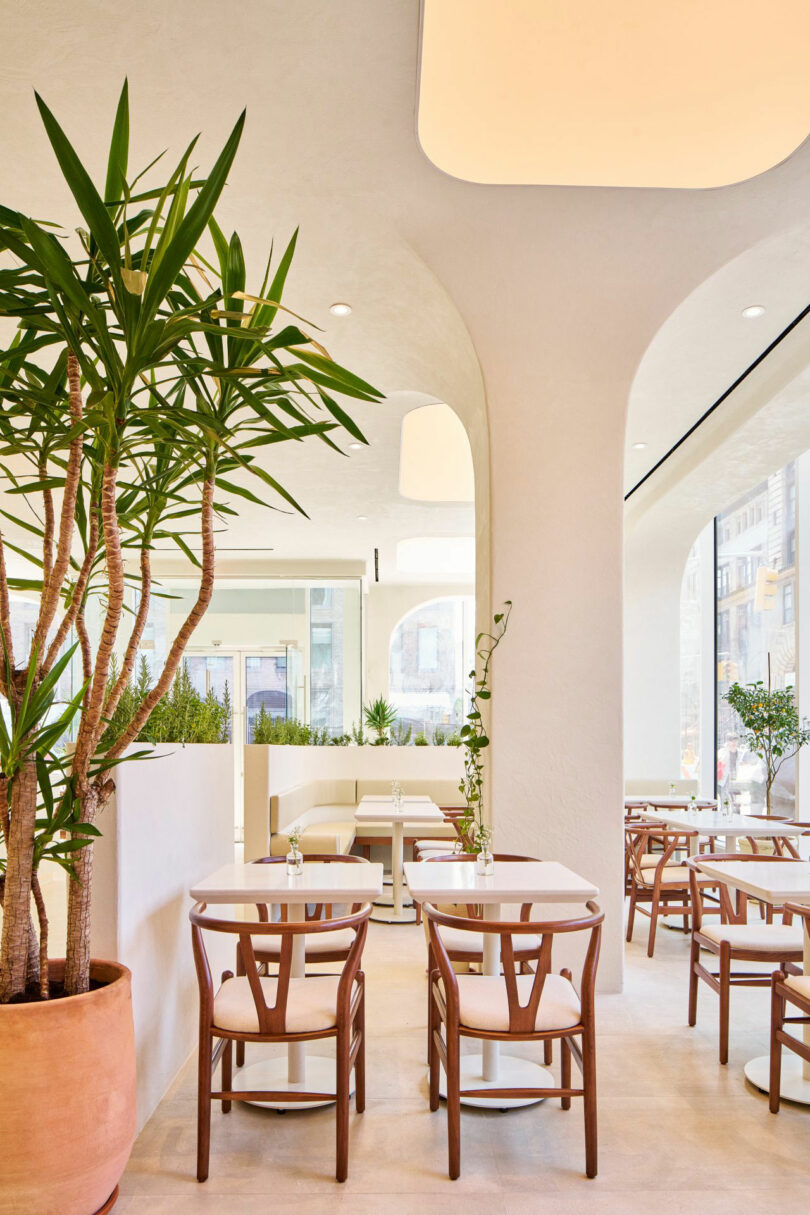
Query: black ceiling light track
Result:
<box><xmin>624</xmin><ymin>301</ymin><xmax>810</xmax><ymax>501</ymax></box>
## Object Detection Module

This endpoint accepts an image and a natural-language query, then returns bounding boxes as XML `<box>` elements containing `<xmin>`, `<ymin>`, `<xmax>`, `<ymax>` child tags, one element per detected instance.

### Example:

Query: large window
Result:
<box><xmin>680</xmin><ymin>540</ymin><xmax>702</xmax><ymax>783</ymax></box>
<box><xmin>716</xmin><ymin>463</ymin><xmax>797</xmax><ymax>814</ymax></box>
<box><xmin>133</xmin><ymin>577</ymin><xmax>362</xmax><ymax>736</ymax></box>
<box><xmin>389</xmin><ymin>596</ymin><xmax>474</xmax><ymax>736</ymax></box>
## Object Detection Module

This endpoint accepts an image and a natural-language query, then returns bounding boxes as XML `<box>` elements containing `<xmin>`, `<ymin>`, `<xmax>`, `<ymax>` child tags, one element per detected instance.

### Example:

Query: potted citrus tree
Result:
<box><xmin>0</xmin><ymin>82</ymin><xmax>379</xmax><ymax>1214</ymax></box>
<box><xmin>725</xmin><ymin>655</ymin><xmax>810</xmax><ymax>815</ymax></box>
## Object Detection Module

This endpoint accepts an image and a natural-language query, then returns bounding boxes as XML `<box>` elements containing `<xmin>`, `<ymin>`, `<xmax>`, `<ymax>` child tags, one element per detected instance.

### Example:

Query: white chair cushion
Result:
<box><xmin>213</xmin><ymin>975</ymin><xmax>341</xmax><ymax>1034</ymax></box>
<box><xmin>639</xmin><ymin>865</ymin><xmax>692</xmax><ymax>885</ymax></box>
<box><xmin>639</xmin><ymin>852</ymin><xmax>686</xmax><ymax>868</ymax></box>
<box><xmin>702</xmin><ymin>923</ymin><xmax>804</xmax><ymax>952</ymax></box>
<box><xmin>416</xmin><ymin>839</ymin><xmax>458</xmax><ymax>851</ymax></box>
<box><xmin>254</xmin><ymin>928</ymin><xmax>356</xmax><ymax>957</ymax></box>
<box><xmin>437</xmin><ymin>925</ymin><xmax>543</xmax><ymax>955</ymax></box>
<box><xmin>455</xmin><ymin>973</ymin><xmax>580</xmax><ymax>1033</ymax></box>
<box><xmin>786</xmin><ymin>975</ymin><xmax>810</xmax><ymax>1002</ymax></box>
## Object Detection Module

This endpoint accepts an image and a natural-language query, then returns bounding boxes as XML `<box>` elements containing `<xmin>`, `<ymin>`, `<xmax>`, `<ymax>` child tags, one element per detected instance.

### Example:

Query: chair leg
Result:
<box><xmin>221</xmin><ymin>1039</ymin><xmax>233</xmax><ymax>1113</ymax></box>
<box><xmin>582</xmin><ymin>1025</ymin><xmax>598</xmax><ymax>1179</ymax></box>
<box><xmin>355</xmin><ymin>983</ymin><xmax>366</xmax><ymax>1115</ymax></box>
<box><xmin>446</xmin><ymin>1025</ymin><xmax>461</xmax><ymax>1180</ymax></box>
<box><xmin>426</xmin><ymin>948</ymin><xmax>436</xmax><ymax>1063</ymax></box>
<box><xmin>625</xmin><ymin>885</ymin><xmax>637</xmax><ymax>942</ymax></box>
<box><xmin>236</xmin><ymin>1040</ymin><xmax>245</xmax><ymax>1068</ymax></box>
<box><xmin>560</xmin><ymin>1037</ymin><xmax>571</xmax><ymax>1110</ymax></box>
<box><xmin>687</xmin><ymin>937</ymin><xmax>699</xmax><ymax>1026</ymax></box>
<box><xmin>197</xmin><ymin>1029</ymin><xmax>213</xmax><ymax>1183</ymax></box>
<box><xmin>544</xmin><ymin>1037</ymin><xmax>553</xmax><ymax>1066</ymax></box>
<box><xmin>718</xmin><ymin>944</ymin><xmax>731</xmax><ymax>1065</ymax></box>
<box><xmin>770</xmin><ymin>977</ymin><xmax>785</xmax><ymax>1114</ymax></box>
<box><xmin>429</xmin><ymin>977</ymin><xmax>441</xmax><ymax>1112</ymax></box>
<box><xmin>647</xmin><ymin>892</ymin><xmax>660</xmax><ymax>958</ymax></box>
<box><xmin>336</xmin><ymin>1028</ymin><xmax>351</xmax><ymax>1183</ymax></box>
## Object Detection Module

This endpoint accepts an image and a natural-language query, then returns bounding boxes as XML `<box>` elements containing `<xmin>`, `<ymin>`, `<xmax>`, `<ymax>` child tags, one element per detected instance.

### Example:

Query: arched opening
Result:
<box><xmin>388</xmin><ymin>594</ymin><xmax>475</xmax><ymax>741</ymax></box>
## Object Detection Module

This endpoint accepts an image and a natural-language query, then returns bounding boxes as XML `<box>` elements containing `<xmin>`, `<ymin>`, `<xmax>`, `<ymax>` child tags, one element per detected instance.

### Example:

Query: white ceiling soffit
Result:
<box><xmin>396</xmin><ymin>537</ymin><xmax>475</xmax><ymax>579</ymax></box>
<box><xmin>419</xmin><ymin>0</ymin><xmax>810</xmax><ymax>188</ymax></box>
<box><xmin>399</xmin><ymin>402</ymin><xmax>474</xmax><ymax>502</ymax></box>
<box><xmin>625</xmin><ymin>221</ymin><xmax>810</xmax><ymax>496</ymax></box>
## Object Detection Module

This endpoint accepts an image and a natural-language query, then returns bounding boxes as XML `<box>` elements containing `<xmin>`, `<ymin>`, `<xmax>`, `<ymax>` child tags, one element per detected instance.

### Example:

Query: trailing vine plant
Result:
<box><xmin>458</xmin><ymin>601</ymin><xmax>512</xmax><ymax>852</ymax></box>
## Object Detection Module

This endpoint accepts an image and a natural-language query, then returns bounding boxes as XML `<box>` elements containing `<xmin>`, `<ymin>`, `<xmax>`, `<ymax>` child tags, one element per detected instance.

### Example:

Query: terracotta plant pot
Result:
<box><xmin>0</xmin><ymin>959</ymin><xmax>136</xmax><ymax>1215</ymax></box>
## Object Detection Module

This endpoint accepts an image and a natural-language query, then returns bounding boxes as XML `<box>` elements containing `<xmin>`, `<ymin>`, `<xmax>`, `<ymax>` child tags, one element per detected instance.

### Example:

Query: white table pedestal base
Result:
<box><xmin>232</xmin><ymin>1055</ymin><xmax>345</xmax><ymax>1110</ymax></box>
<box><xmin>437</xmin><ymin>1054</ymin><xmax>551</xmax><ymax>1109</ymax></box>
<box><xmin>744</xmin><ymin>1053</ymin><xmax>810</xmax><ymax>1105</ymax></box>
<box><xmin>370</xmin><ymin>905</ymin><xmax>418</xmax><ymax>924</ymax></box>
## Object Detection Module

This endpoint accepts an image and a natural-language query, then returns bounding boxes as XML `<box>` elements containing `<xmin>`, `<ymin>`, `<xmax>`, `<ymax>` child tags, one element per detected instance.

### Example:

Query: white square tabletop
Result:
<box><xmin>626</xmin><ymin>796</ymin><xmax>716</xmax><ymax>809</ymax></box>
<box><xmin>642</xmin><ymin>808</ymin><xmax>794</xmax><ymax>838</ymax></box>
<box><xmin>695</xmin><ymin>858</ymin><xmax>810</xmax><ymax>905</ymax></box>
<box><xmin>403</xmin><ymin>859</ymin><xmax>599</xmax><ymax>905</ymax></box>
<box><xmin>190</xmin><ymin>861</ymin><xmax>384</xmax><ymax>904</ymax></box>
<box><xmin>355</xmin><ymin>796</ymin><xmax>443</xmax><ymax>824</ymax></box>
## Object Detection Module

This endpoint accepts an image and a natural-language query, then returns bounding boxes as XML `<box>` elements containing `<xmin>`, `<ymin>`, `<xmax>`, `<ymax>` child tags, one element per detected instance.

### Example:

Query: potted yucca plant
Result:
<box><xmin>0</xmin><ymin>82</ymin><xmax>379</xmax><ymax>1214</ymax></box>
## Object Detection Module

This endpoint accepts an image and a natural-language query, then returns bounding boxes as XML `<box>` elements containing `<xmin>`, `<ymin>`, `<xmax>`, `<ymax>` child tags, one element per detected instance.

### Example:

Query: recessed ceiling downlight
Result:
<box><xmin>349</xmin><ymin>442</ymin><xmax>363</xmax><ymax>451</ymax></box>
<box><xmin>631</xmin><ymin>442</ymin><xmax>647</xmax><ymax>451</ymax></box>
<box><xmin>742</xmin><ymin>304</ymin><xmax>766</xmax><ymax>319</ymax></box>
<box><xmin>330</xmin><ymin>302</ymin><xmax>352</xmax><ymax>317</ymax></box>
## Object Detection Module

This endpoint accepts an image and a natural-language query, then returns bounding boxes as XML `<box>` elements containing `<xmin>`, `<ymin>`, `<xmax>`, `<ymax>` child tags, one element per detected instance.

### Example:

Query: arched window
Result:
<box><xmin>389</xmin><ymin>596</ymin><xmax>474</xmax><ymax>737</ymax></box>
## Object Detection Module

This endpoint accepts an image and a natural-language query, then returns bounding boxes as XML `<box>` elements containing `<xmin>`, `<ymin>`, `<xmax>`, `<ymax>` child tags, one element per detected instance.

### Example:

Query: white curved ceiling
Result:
<box><xmin>625</xmin><ymin>223</ymin><xmax>810</xmax><ymax>496</ymax></box>
<box><xmin>420</xmin><ymin>0</ymin><xmax>810</xmax><ymax>187</ymax></box>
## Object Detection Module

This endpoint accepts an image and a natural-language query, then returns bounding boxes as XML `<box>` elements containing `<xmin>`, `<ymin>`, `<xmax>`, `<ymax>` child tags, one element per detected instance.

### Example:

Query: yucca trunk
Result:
<box><xmin>64</xmin><ymin>785</ymin><xmax>101</xmax><ymax>995</ymax></box>
<box><xmin>0</xmin><ymin>763</ymin><xmax>38</xmax><ymax>1001</ymax></box>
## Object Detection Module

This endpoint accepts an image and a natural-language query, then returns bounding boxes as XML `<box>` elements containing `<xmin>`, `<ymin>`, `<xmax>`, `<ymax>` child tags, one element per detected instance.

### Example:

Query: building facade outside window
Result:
<box><xmin>715</xmin><ymin>462</ymin><xmax>796</xmax><ymax>814</ymax></box>
<box><xmin>389</xmin><ymin>596</ymin><xmax>474</xmax><ymax>738</ymax></box>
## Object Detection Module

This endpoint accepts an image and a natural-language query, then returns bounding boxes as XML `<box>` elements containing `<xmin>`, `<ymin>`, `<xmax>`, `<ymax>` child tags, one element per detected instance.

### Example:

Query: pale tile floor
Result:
<box><xmin>119</xmin><ymin>913</ymin><xmax>810</xmax><ymax>1215</ymax></box>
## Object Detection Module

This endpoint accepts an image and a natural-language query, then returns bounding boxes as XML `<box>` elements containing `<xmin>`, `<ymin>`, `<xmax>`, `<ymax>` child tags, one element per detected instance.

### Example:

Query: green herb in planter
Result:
<box><xmin>363</xmin><ymin>696</ymin><xmax>398</xmax><ymax>745</ymax></box>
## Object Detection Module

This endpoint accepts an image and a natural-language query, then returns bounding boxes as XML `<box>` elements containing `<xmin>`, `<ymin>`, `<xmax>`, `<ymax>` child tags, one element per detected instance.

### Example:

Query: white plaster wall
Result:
<box><xmin>624</xmin><ymin>525</ymin><xmax>691</xmax><ymax>784</ymax></box>
<box><xmin>91</xmin><ymin>745</ymin><xmax>235</xmax><ymax>1131</ymax></box>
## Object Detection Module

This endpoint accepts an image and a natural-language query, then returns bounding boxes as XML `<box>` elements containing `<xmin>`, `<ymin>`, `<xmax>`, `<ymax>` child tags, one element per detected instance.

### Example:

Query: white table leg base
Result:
<box><xmin>370</xmin><ymin>907</ymin><xmax>418</xmax><ymax>923</ymax></box>
<box><xmin>436</xmin><ymin>1054</ymin><xmax>552</xmax><ymax>1109</ymax></box>
<box><xmin>744</xmin><ymin>1054</ymin><xmax>810</xmax><ymax>1105</ymax></box>
<box><xmin>232</xmin><ymin>1055</ymin><xmax>346</xmax><ymax>1110</ymax></box>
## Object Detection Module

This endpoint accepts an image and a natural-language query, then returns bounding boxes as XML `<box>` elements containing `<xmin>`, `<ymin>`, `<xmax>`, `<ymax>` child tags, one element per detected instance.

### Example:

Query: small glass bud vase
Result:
<box><xmin>391</xmin><ymin>779</ymin><xmax>403</xmax><ymax>811</ymax></box>
<box><xmin>476</xmin><ymin>847</ymin><xmax>494</xmax><ymax>876</ymax></box>
<box><xmin>286</xmin><ymin>841</ymin><xmax>303</xmax><ymax>876</ymax></box>
<box><xmin>475</xmin><ymin>827</ymin><xmax>494</xmax><ymax>875</ymax></box>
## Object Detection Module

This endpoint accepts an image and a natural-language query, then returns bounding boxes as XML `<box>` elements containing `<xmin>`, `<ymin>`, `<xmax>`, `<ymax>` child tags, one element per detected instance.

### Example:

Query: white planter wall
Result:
<box><xmin>244</xmin><ymin>744</ymin><xmax>464</xmax><ymax>860</ymax></box>
<box><xmin>91</xmin><ymin>744</ymin><xmax>234</xmax><ymax>1131</ymax></box>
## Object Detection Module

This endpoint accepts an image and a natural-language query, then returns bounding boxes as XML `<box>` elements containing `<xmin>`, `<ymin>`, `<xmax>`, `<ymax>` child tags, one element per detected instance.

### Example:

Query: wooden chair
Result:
<box><xmin>686</xmin><ymin>854</ymin><xmax>803</xmax><ymax>1064</ymax></box>
<box><xmin>245</xmin><ymin>853</ymin><xmax>368</xmax><ymax>962</ymax></box>
<box><xmin>413</xmin><ymin>809</ymin><xmax>471</xmax><ymax>860</ymax></box>
<box><xmin>425</xmin><ymin>899</ymin><xmax>603</xmax><ymax>1179</ymax></box>
<box><xmin>624</xmin><ymin>814</ymin><xmax>666</xmax><ymax>893</ymax></box>
<box><xmin>769</xmin><ymin>902</ymin><xmax>810</xmax><ymax>1113</ymax></box>
<box><xmin>625</xmin><ymin>825</ymin><xmax>715</xmax><ymax>957</ymax></box>
<box><xmin>190</xmin><ymin>899</ymin><xmax>371</xmax><ymax>1183</ymax></box>
<box><xmin>418</xmin><ymin>852</ymin><xmax>548</xmax><ymax>1060</ymax></box>
<box><xmin>742</xmin><ymin>817</ymin><xmax>810</xmax><ymax>859</ymax></box>
<box><xmin>235</xmin><ymin>854</ymin><xmax>367</xmax><ymax>1067</ymax></box>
